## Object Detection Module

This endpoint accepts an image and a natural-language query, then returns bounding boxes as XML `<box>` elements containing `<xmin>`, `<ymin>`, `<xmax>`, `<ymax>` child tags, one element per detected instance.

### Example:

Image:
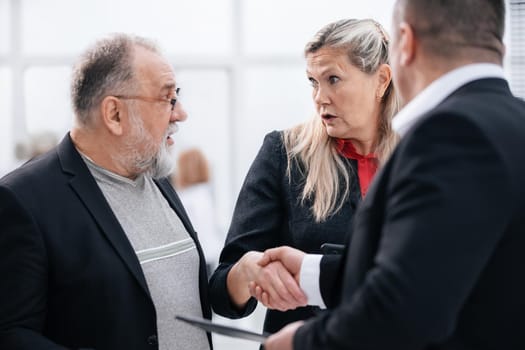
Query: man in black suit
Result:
<box><xmin>262</xmin><ymin>0</ymin><xmax>525</xmax><ymax>349</ymax></box>
<box><xmin>0</xmin><ymin>34</ymin><xmax>212</xmax><ymax>350</ymax></box>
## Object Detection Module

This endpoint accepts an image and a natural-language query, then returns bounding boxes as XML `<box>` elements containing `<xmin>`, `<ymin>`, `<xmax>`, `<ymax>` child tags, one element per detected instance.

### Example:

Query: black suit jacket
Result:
<box><xmin>297</xmin><ymin>78</ymin><xmax>525</xmax><ymax>349</ymax></box>
<box><xmin>0</xmin><ymin>134</ymin><xmax>212</xmax><ymax>350</ymax></box>
<box><xmin>209</xmin><ymin>131</ymin><xmax>361</xmax><ymax>334</ymax></box>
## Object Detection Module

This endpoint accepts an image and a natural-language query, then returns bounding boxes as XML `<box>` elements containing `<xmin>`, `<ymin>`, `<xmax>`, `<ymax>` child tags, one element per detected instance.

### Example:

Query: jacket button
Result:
<box><xmin>147</xmin><ymin>334</ymin><xmax>158</xmax><ymax>345</ymax></box>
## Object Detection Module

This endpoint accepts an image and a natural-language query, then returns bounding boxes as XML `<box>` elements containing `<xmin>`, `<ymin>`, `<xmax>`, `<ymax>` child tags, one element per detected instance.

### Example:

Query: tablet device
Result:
<box><xmin>175</xmin><ymin>314</ymin><xmax>270</xmax><ymax>343</ymax></box>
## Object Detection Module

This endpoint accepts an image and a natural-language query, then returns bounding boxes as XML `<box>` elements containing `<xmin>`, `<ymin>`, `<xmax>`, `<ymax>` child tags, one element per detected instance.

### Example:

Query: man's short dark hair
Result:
<box><xmin>399</xmin><ymin>0</ymin><xmax>505</xmax><ymax>59</ymax></box>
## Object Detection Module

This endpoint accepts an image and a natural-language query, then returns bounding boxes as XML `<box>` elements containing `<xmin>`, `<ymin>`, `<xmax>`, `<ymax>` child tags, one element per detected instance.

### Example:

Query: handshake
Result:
<box><xmin>227</xmin><ymin>246</ymin><xmax>309</xmax><ymax>312</ymax></box>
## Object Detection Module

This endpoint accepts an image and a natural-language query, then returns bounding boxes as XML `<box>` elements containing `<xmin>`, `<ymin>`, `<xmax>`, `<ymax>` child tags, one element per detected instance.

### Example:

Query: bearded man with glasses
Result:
<box><xmin>0</xmin><ymin>33</ymin><xmax>212</xmax><ymax>350</ymax></box>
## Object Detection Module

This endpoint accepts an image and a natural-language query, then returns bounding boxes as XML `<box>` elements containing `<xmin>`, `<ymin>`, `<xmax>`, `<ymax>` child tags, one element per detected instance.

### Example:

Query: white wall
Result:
<box><xmin>0</xmin><ymin>0</ymin><xmax>398</xmax><ymax>231</ymax></box>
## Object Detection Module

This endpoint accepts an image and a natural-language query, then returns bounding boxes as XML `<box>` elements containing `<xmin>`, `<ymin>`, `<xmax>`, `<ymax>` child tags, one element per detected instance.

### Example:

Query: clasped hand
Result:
<box><xmin>239</xmin><ymin>246</ymin><xmax>308</xmax><ymax>311</ymax></box>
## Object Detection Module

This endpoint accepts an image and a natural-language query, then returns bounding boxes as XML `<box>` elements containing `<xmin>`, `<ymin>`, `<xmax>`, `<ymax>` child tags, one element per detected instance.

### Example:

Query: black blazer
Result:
<box><xmin>296</xmin><ymin>78</ymin><xmax>525</xmax><ymax>349</ymax></box>
<box><xmin>0</xmin><ymin>134</ymin><xmax>212</xmax><ymax>350</ymax></box>
<box><xmin>209</xmin><ymin>131</ymin><xmax>361</xmax><ymax>334</ymax></box>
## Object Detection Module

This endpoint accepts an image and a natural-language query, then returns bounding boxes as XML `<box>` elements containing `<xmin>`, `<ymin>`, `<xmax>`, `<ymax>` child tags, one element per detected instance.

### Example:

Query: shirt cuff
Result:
<box><xmin>299</xmin><ymin>254</ymin><xmax>326</xmax><ymax>309</ymax></box>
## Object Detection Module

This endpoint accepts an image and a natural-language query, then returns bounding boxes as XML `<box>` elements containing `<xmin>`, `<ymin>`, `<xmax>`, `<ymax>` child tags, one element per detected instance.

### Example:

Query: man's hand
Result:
<box><xmin>254</xmin><ymin>260</ymin><xmax>308</xmax><ymax>311</ymax></box>
<box><xmin>248</xmin><ymin>246</ymin><xmax>307</xmax><ymax>311</ymax></box>
<box><xmin>264</xmin><ymin>320</ymin><xmax>303</xmax><ymax>350</ymax></box>
<box><xmin>247</xmin><ymin>261</ymin><xmax>307</xmax><ymax>311</ymax></box>
<box><xmin>227</xmin><ymin>250</ymin><xmax>307</xmax><ymax>310</ymax></box>
<box><xmin>258</xmin><ymin>246</ymin><xmax>306</xmax><ymax>278</ymax></box>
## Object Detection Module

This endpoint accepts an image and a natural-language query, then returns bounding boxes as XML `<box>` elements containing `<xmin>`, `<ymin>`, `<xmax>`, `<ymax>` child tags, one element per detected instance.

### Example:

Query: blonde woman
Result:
<box><xmin>209</xmin><ymin>18</ymin><xmax>398</xmax><ymax>335</ymax></box>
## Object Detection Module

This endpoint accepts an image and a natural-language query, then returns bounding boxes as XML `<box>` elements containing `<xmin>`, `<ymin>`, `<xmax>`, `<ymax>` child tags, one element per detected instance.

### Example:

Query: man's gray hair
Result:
<box><xmin>70</xmin><ymin>33</ymin><xmax>159</xmax><ymax>126</ymax></box>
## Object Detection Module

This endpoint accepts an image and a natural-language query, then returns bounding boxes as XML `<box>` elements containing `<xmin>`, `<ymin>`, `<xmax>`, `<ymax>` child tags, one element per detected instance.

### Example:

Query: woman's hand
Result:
<box><xmin>226</xmin><ymin>250</ymin><xmax>307</xmax><ymax>311</ymax></box>
<box><xmin>248</xmin><ymin>246</ymin><xmax>309</xmax><ymax>311</ymax></box>
<box><xmin>248</xmin><ymin>260</ymin><xmax>307</xmax><ymax>311</ymax></box>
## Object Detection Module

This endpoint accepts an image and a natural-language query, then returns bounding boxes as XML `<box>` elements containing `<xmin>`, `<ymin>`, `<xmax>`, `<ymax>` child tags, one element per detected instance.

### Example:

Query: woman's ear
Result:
<box><xmin>100</xmin><ymin>96</ymin><xmax>124</xmax><ymax>136</ymax></box>
<box><xmin>376</xmin><ymin>63</ymin><xmax>393</xmax><ymax>99</ymax></box>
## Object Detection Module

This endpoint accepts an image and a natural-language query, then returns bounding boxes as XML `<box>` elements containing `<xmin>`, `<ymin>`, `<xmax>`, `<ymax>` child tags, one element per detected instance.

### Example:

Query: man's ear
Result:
<box><xmin>399</xmin><ymin>21</ymin><xmax>416</xmax><ymax>66</ymax></box>
<box><xmin>101</xmin><ymin>96</ymin><xmax>124</xmax><ymax>136</ymax></box>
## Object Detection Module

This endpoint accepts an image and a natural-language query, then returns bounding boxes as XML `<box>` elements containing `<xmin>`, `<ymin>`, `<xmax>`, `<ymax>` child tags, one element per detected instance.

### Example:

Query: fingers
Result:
<box><xmin>227</xmin><ymin>251</ymin><xmax>265</xmax><ymax>308</ymax></box>
<box><xmin>250</xmin><ymin>262</ymin><xmax>307</xmax><ymax>311</ymax></box>
<box><xmin>258</xmin><ymin>246</ymin><xmax>287</xmax><ymax>267</ymax></box>
<box><xmin>244</xmin><ymin>247</ymin><xmax>308</xmax><ymax>311</ymax></box>
<box><xmin>257</xmin><ymin>251</ymin><xmax>273</xmax><ymax>267</ymax></box>
<box><xmin>248</xmin><ymin>281</ymin><xmax>256</xmax><ymax>297</ymax></box>
<box><xmin>275</xmin><ymin>262</ymin><xmax>307</xmax><ymax>303</ymax></box>
<box><xmin>249</xmin><ymin>283</ymin><xmax>271</xmax><ymax>308</ymax></box>
<box><xmin>249</xmin><ymin>283</ymin><xmax>272</xmax><ymax>309</ymax></box>
<box><xmin>257</xmin><ymin>263</ymin><xmax>292</xmax><ymax>310</ymax></box>
<box><xmin>258</xmin><ymin>246</ymin><xmax>305</xmax><ymax>278</ymax></box>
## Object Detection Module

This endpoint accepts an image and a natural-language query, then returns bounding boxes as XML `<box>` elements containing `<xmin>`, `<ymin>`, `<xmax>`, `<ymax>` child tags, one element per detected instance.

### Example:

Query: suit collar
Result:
<box><xmin>393</xmin><ymin>64</ymin><xmax>506</xmax><ymax>137</ymax></box>
<box><xmin>57</xmin><ymin>134</ymin><xmax>152</xmax><ymax>298</ymax></box>
<box><xmin>155</xmin><ymin>178</ymin><xmax>196</xmax><ymax>236</ymax></box>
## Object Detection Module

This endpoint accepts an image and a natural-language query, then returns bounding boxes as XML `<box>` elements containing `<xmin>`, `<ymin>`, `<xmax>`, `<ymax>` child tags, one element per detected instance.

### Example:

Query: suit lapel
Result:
<box><xmin>155</xmin><ymin>179</ymin><xmax>197</xmax><ymax>239</ymax></box>
<box><xmin>155</xmin><ymin>178</ymin><xmax>209</xmax><ymax>269</ymax></box>
<box><xmin>57</xmin><ymin>135</ymin><xmax>151</xmax><ymax>298</ymax></box>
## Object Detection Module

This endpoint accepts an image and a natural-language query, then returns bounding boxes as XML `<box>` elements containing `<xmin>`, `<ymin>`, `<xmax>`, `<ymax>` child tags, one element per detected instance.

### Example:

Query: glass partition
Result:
<box><xmin>24</xmin><ymin>66</ymin><xmax>73</xmax><ymax>136</ymax></box>
<box><xmin>0</xmin><ymin>0</ymin><xmax>9</xmax><ymax>55</ymax></box>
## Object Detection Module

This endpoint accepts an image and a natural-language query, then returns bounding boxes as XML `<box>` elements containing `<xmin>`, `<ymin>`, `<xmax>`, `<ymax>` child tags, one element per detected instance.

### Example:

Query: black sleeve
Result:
<box><xmin>319</xmin><ymin>254</ymin><xmax>345</xmax><ymax>308</ymax></box>
<box><xmin>294</xmin><ymin>112</ymin><xmax>514</xmax><ymax>349</ymax></box>
<box><xmin>209</xmin><ymin>131</ymin><xmax>288</xmax><ymax>318</ymax></box>
<box><xmin>0</xmin><ymin>185</ymin><xmax>68</xmax><ymax>349</ymax></box>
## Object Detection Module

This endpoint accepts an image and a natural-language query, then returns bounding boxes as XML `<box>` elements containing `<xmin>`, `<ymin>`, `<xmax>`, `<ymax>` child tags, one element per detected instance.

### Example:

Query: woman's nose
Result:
<box><xmin>313</xmin><ymin>87</ymin><xmax>330</xmax><ymax>105</ymax></box>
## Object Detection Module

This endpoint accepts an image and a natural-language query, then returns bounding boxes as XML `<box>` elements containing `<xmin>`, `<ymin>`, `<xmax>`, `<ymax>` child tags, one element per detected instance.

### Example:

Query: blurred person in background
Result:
<box><xmin>15</xmin><ymin>131</ymin><xmax>59</xmax><ymax>160</ymax></box>
<box><xmin>0</xmin><ymin>33</ymin><xmax>211</xmax><ymax>350</ymax></box>
<box><xmin>173</xmin><ymin>148</ymin><xmax>224</xmax><ymax>274</ymax></box>
<box><xmin>0</xmin><ymin>131</ymin><xmax>59</xmax><ymax>178</ymax></box>
<box><xmin>209</xmin><ymin>18</ymin><xmax>398</xmax><ymax>336</ymax></box>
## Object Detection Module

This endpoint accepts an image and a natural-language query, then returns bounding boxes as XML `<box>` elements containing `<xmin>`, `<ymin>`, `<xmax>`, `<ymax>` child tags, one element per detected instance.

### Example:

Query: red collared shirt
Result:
<box><xmin>335</xmin><ymin>138</ymin><xmax>378</xmax><ymax>198</ymax></box>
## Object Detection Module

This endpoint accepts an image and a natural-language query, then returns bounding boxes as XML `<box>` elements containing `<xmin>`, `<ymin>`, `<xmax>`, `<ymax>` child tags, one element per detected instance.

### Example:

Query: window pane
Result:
<box><xmin>242</xmin><ymin>0</ymin><xmax>396</xmax><ymax>55</ymax></box>
<box><xmin>0</xmin><ymin>68</ymin><xmax>13</xmax><ymax>176</ymax></box>
<box><xmin>174</xmin><ymin>69</ymin><xmax>232</xmax><ymax>229</ymax></box>
<box><xmin>237</xmin><ymin>66</ymin><xmax>312</xmax><ymax>188</ymax></box>
<box><xmin>22</xmin><ymin>0</ymin><xmax>233</xmax><ymax>56</ymax></box>
<box><xmin>0</xmin><ymin>0</ymin><xmax>9</xmax><ymax>54</ymax></box>
<box><xmin>24</xmin><ymin>66</ymin><xmax>73</xmax><ymax>137</ymax></box>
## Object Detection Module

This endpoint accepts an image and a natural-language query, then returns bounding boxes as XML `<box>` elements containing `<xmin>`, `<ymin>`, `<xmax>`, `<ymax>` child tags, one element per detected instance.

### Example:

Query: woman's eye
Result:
<box><xmin>328</xmin><ymin>76</ymin><xmax>340</xmax><ymax>84</ymax></box>
<box><xmin>308</xmin><ymin>77</ymin><xmax>318</xmax><ymax>87</ymax></box>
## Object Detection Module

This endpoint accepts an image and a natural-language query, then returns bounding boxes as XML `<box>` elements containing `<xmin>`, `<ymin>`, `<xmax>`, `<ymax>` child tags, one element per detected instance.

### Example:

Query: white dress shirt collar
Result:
<box><xmin>392</xmin><ymin>63</ymin><xmax>506</xmax><ymax>137</ymax></box>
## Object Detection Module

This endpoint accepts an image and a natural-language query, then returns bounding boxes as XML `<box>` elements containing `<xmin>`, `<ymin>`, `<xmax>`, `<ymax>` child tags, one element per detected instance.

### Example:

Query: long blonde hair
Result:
<box><xmin>284</xmin><ymin>19</ymin><xmax>399</xmax><ymax>222</ymax></box>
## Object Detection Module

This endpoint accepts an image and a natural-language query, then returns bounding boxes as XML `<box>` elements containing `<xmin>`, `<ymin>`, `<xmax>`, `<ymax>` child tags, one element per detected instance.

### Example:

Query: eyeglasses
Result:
<box><xmin>114</xmin><ymin>87</ymin><xmax>180</xmax><ymax>111</ymax></box>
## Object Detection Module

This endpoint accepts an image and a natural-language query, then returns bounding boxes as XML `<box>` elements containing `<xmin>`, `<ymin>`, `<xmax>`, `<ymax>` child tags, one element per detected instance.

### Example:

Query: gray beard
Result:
<box><xmin>114</xmin><ymin>107</ymin><xmax>176</xmax><ymax>179</ymax></box>
<box><xmin>143</xmin><ymin>133</ymin><xmax>175</xmax><ymax>179</ymax></box>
